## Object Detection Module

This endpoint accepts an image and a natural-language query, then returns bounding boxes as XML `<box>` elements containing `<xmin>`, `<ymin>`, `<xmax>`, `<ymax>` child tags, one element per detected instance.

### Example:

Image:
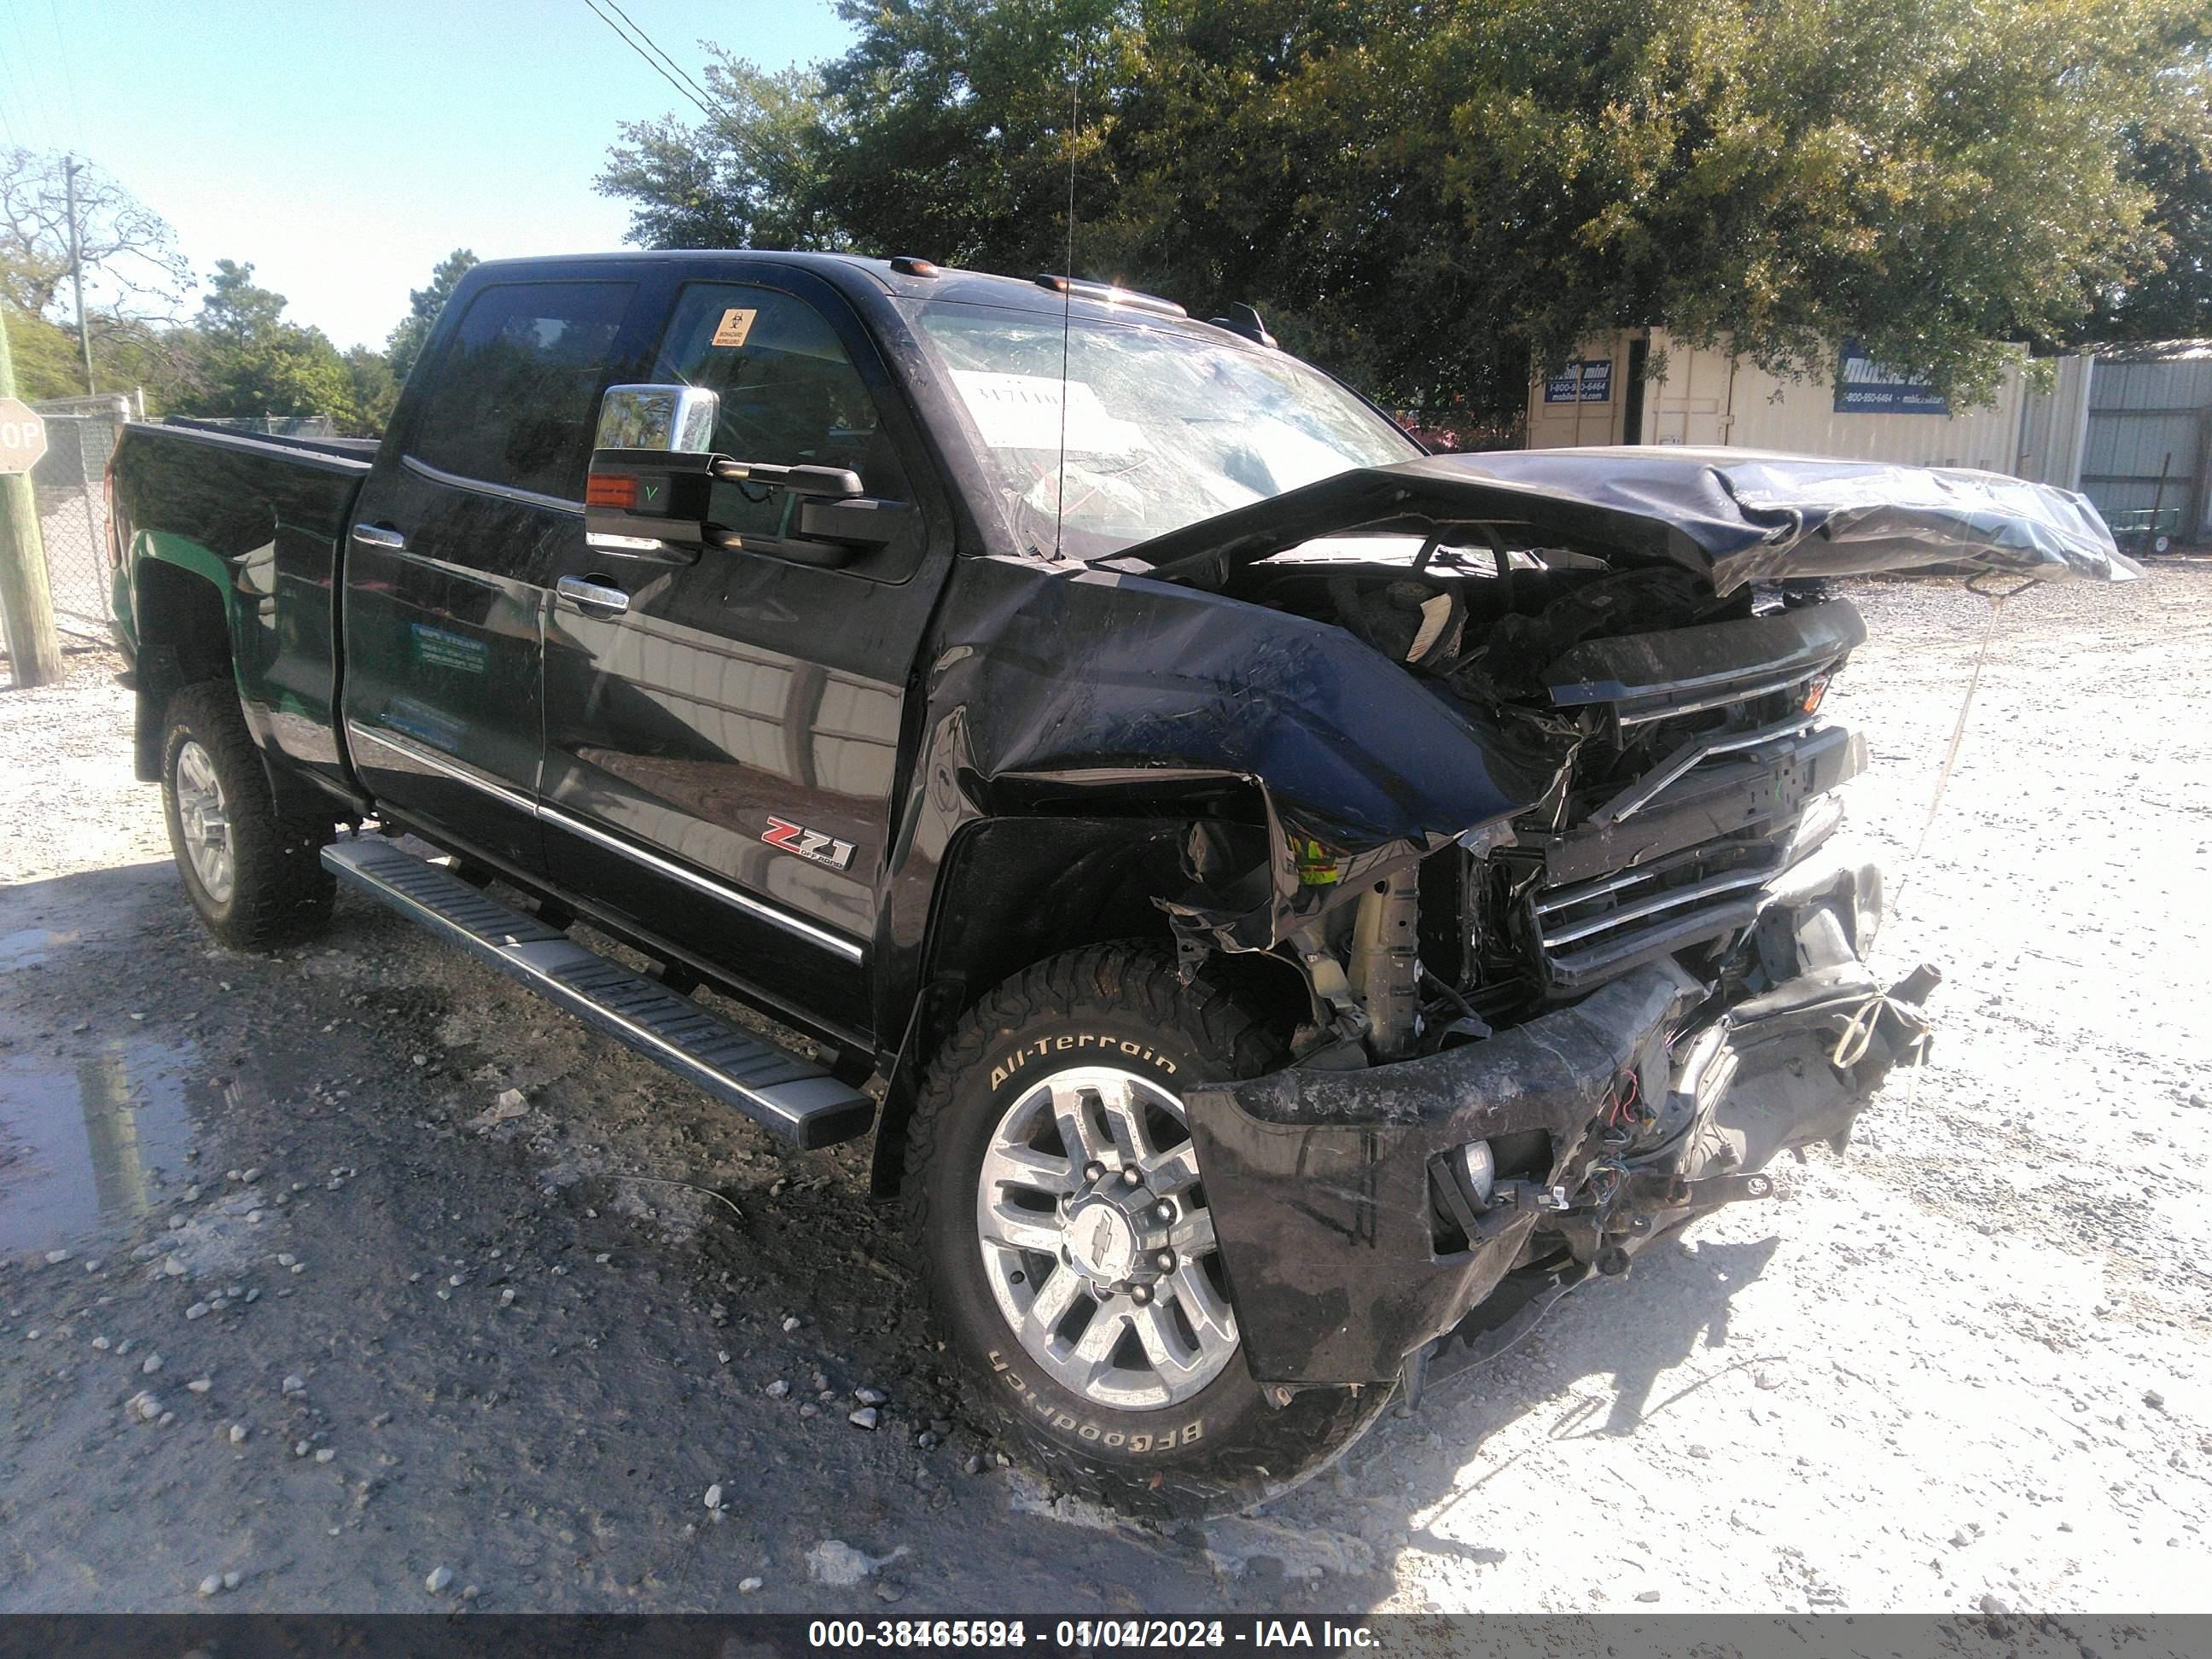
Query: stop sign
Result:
<box><xmin>0</xmin><ymin>398</ymin><xmax>48</xmax><ymax>474</ymax></box>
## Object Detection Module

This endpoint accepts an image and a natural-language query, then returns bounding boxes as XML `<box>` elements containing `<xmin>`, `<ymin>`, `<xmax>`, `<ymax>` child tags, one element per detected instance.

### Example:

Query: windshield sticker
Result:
<box><xmin>711</xmin><ymin>308</ymin><xmax>758</xmax><ymax>348</ymax></box>
<box><xmin>949</xmin><ymin>370</ymin><xmax>1145</xmax><ymax>456</ymax></box>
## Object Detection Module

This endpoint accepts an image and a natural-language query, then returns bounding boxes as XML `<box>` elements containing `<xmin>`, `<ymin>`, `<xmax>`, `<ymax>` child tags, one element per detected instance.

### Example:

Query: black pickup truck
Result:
<box><xmin>105</xmin><ymin>250</ymin><xmax>2134</xmax><ymax>1516</ymax></box>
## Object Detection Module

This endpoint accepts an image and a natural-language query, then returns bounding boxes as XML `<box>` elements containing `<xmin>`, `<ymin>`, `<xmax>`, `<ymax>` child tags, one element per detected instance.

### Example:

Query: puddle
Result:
<box><xmin>0</xmin><ymin>927</ymin><xmax>83</xmax><ymax>972</ymax></box>
<box><xmin>0</xmin><ymin>1039</ymin><xmax>201</xmax><ymax>1253</ymax></box>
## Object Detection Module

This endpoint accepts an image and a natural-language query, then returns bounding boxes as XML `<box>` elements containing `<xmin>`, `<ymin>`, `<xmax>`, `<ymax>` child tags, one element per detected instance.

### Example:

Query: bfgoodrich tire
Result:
<box><xmin>160</xmin><ymin>681</ymin><xmax>335</xmax><ymax>950</ymax></box>
<box><xmin>905</xmin><ymin>943</ymin><xmax>1393</xmax><ymax>1518</ymax></box>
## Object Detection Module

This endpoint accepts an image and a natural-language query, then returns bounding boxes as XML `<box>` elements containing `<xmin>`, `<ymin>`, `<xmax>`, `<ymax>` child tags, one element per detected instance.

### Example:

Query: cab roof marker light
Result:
<box><xmin>888</xmin><ymin>255</ymin><xmax>940</xmax><ymax>277</ymax></box>
<box><xmin>1033</xmin><ymin>272</ymin><xmax>1189</xmax><ymax>319</ymax></box>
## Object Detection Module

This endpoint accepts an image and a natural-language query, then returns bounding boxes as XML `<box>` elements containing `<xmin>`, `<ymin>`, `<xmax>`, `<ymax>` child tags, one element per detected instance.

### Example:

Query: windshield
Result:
<box><xmin>912</xmin><ymin>302</ymin><xmax>1419</xmax><ymax>559</ymax></box>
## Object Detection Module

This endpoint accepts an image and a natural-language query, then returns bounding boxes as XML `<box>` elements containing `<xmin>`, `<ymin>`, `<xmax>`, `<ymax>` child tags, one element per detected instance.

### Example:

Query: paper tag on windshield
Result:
<box><xmin>711</xmin><ymin>308</ymin><xmax>758</xmax><ymax>348</ymax></box>
<box><xmin>949</xmin><ymin>370</ymin><xmax>1144</xmax><ymax>455</ymax></box>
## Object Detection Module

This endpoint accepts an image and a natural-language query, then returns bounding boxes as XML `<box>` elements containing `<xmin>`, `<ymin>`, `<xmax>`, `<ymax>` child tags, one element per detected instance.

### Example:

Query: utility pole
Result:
<box><xmin>0</xmin><ymin>316</ymin><xmax>66</xmax><ymax>688</ymax></box>
<box><xmin>66</xmin><ymin>155</ymin><xmax>94</xmax><ymax>394</ymax></box>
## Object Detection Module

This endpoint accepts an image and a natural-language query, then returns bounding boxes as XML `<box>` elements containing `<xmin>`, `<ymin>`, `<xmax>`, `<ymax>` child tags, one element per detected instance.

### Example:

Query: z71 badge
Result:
<box><xmin>761</xmin><ymin>816</ymin><xmax>856</xmax><ymax>872</ymax></box>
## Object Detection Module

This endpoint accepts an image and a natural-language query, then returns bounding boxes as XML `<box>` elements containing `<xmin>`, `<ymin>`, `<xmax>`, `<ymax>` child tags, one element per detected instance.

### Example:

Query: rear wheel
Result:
<box><xmin>160</xmin><ymin>681</ymin><xmax>335</xmax><ymax>949</ymax></box>
<box><xmin>905</xmin><ymin>943</ymin><xmax>1393</xmax><ymax>1517</ymax></box>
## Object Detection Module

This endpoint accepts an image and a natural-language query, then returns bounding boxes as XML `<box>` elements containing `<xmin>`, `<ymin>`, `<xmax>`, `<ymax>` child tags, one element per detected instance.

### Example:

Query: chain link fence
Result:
<box><xmin>185</xmin><ymin>414</ymin><xmax>335</xmax><ymax>438</ymax></box>
<box><xmin>29</xmin><ymin>394</ymin><xmax>136</xmax><ymax>639</ymax></box>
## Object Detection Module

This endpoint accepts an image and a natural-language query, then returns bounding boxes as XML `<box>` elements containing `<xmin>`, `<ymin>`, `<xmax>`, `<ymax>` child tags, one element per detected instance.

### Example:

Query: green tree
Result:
<box><xmin>341</xmin><ymin>345</ymin><xmax>398</xmax><ymax>436</ymax></box>
<box><xmin>597</xmin><ymin>59</ymin><xmax>842</xmax><ymax>251</ymax></box>
<box><xmin>2083</xmin><ymin>120</ymin><xmax>2212</xmax><ymax>341</ymax></box>
<box><xmin>168</xmin><ymin>260</ymin><xmax>354</xmax><ymax>423</ymax></box>
<box><xmin>2</xmin><ymin>287</ymin><xmax>84</xmax><ymax>401</ymax></box>
<box><xmin>597</xmin><ymin>0</ymin><xmax>2211</xmax><ymax>418</ymax></box>
<box><xmin>385</xmin><ymin>247</ymin><xmax>479</xmax><ymax>387</ymax></box>
<box><xmin>2</xmin><ymin>147</ymin><xmax>195</xmax><ymax>398</ymax></box>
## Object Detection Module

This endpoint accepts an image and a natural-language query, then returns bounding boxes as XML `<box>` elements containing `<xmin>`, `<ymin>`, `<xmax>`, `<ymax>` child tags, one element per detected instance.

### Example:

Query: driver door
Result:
<box><xmin>538</xmin><ymin>271</ymin><xmax>949</xmax><ymax>1040</ymax></box>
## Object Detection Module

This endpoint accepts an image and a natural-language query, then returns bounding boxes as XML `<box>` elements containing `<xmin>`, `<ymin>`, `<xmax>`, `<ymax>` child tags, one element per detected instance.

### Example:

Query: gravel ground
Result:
<box><xmin>0</xmin><ymin>568</ymin><xmax>2205</xmax><ymax>1615</ymax></box>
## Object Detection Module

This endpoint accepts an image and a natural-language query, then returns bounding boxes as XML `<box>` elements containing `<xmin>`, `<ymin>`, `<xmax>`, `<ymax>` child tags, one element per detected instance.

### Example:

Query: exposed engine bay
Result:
<box><xmin>1170</xmin><ymin>537</ymin><xmax>1932</xmax><ymax>1384</ymax></box>
<box><xmin>948</xmin><ymin>447</ymin><xmax>2133</xmax><ymax>1391</ymax></box>
<box><xmin>1202</xmin><ymin>541</ymin><xmax>1870</xmax><ymax>1059</ymax></box>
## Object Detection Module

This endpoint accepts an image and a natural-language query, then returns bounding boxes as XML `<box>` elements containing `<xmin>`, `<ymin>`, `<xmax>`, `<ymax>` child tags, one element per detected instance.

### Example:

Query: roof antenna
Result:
<box><xmin>1053</xmin><ymin>63</ymin><xmax>1079</xmax><ymax>561</ymax></box>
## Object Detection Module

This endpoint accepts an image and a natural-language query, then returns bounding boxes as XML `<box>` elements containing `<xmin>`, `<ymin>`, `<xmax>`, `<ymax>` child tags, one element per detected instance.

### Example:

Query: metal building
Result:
<box><xmin>1526</xmin><ymin>329</ymin><xmax>2212</xmax><ymax>547</ymax></box>
<box><xmin>1526</xmin><ymin>329</ymin><xmax>2029</xmax><ymax>469</ymax></box>
<box><xmin>2071</xmin><ymin>341</ymin><xmax>2212</xmax><ymax>544</ymax></box>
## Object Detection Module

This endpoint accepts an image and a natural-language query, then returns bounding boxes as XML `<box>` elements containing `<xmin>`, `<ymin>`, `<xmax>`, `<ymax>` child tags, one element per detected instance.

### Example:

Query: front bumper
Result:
<box><xmin>1182</xmin><ymin>862</ymin><xmax>1934</xmax><ymax>1386</ymax></box>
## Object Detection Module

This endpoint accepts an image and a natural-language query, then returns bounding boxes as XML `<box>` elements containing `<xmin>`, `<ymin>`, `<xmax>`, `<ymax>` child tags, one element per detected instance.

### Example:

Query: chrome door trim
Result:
<box><xmin>345</xmin><ymin>720</ymin><xmax>538</xmax><ymax>816</ymax></box>
<box><xmin>346</xmin><ymin>733</ymin><xmax>868</xmax><ymax>965</ymax></box>
<box><xmin>538</xmin><ymin>804</ymin><xmax>866</xmax><ymax>964</ymax></box>
<box><xmin>401</xmin><ymin>453</ymin><xmax>585</xmax><ymax>518</ymax></box>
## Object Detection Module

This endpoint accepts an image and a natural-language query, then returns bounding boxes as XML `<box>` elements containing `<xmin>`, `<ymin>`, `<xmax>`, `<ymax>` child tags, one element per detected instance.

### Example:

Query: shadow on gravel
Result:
<box><xmin>0</xmin><ymin>861</ymin><xmax>1796</xmax><ymax>1614</ymax></box>
<box><xmin>1308</xmin><ymin>1229</ymin><xmax>1786</xmax><ymax>1603</ymax></box>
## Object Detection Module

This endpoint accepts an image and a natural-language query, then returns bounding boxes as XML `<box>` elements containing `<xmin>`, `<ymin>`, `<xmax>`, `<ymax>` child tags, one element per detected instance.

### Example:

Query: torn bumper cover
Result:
<box><xmin>1182</xmin><ymin>864</ymin><xmax>1933</xmax><ymax>1386</ymax></box>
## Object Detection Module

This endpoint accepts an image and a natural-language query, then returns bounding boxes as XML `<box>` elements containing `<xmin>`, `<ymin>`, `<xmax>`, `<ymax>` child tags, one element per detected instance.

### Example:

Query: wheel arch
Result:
<box><xmin>131</xmin><ymin>552</ymin><xmax>237</xmax><ymax>782</ymax></box>
<box><xmin>869</xmin><ymin>804</ymin><xmax>1313</xmax><ymax>1197</ymax></box>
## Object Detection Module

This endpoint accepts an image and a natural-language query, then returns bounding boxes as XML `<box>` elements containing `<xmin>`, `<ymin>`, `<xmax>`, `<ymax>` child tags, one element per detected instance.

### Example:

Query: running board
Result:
<box><xmin>322</xmin><ymin>835</ymin><xmax>875</xmax><ymax>1150</ymax></box>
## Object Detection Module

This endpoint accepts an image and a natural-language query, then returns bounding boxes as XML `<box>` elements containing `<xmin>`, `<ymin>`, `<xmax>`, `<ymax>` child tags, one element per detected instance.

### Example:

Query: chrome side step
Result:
<box><xmin>322</xmin><ymin>835</ymin><xmax>875</xmax><ymax>1149</ymax></box>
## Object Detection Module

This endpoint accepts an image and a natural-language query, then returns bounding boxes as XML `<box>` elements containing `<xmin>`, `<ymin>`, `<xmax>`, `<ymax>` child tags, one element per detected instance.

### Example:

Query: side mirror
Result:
<box><xmin>585</xmin><ymin>384</ymin><xmax>724</xmax><ymax>556</ymax></box>
<box><xmin>584</xmin><ymin>383</ymin><xmax>909</xmax><ymax>567</ymax></box>
<box><xmin>595</xmin><ymin>383</ymin><xmax>721</xmax><ymax>452</ymax></box>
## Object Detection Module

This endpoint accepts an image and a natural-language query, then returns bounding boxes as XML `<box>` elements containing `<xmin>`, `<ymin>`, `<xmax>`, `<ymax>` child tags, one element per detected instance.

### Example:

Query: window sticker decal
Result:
<box><xmin>949</xmin><ymin>370</ymin><xmax>1146</xmax><ymax>456</ymax></box>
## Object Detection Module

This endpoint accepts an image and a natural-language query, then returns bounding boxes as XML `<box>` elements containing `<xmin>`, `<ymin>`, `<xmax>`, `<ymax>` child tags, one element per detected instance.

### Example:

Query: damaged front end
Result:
<box><xmin>1182</xmin><ymin>862</ymin><xmax>1932</xmax><ymax>1385</ymax></box>
<box><xmin>1112</xmin><ymin>449</ymin><xmax>2133</xmax><ymax>1394</ymax></box>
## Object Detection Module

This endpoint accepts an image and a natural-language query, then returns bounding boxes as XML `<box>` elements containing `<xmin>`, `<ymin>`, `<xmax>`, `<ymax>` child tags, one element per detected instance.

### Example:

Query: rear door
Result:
<box><xmin>538</xmin><ymin>267</ymin><xmax>952</xmax><ymax>1040</ymax></box>
<box><xmin>342</xmin><ymin>276</ymin><xmax>643</xmax><ymax>872</ymax></box>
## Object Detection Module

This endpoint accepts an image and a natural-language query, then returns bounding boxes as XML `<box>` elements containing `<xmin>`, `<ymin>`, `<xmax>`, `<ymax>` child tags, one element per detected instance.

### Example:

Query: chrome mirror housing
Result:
<box><xmin>593</xmin><ymin>384</ymin><xmax>719</xmax><ymax>453</ymax></box>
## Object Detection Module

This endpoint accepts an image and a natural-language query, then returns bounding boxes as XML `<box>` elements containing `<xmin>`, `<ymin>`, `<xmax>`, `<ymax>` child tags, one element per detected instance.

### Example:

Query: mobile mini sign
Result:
<box><xmin>1834</xmin><ymin>341</ymin><xmax>1948</xmax><ymax>415</ymax></box>
<box><xmin>0</xmin><ymin>398</ymin><xmax>48</xmax><ymax>474</ymax></box>
<box><xmin>1542</xmin><ymin>360</ymin><xmax>1613</xmax><ymax>404</ymax></box>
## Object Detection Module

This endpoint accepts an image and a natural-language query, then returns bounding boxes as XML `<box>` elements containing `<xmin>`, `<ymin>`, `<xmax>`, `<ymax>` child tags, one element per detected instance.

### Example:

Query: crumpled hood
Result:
<box><xmin>1115</xmin><ymin>446</ymin><xmax>2139</xmax><ymax>593</ymax></box>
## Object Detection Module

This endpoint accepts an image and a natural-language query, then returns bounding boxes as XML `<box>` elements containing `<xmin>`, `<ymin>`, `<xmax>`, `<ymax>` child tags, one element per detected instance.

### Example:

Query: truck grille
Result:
<box><xmin>1528</xmin><ymin>837</ymin><xmax>1786</xmax><ymax>992</ymax></box>
<box><xmin>1423</xmin><ymin>600</ymin><xmax>1870</xmax><ymax>1005</ymax></box>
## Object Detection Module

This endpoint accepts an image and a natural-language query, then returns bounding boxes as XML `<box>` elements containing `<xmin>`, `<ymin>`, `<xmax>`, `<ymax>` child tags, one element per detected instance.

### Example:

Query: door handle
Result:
<box><xmin>556</xmin><ymin>574</ymin><xmax>631</xmax><ymax>614</ymax></box>
<box><xmin>351</xmin><ymin>523</ymin><xmax>406</xmax><ymax>550</ymax></box>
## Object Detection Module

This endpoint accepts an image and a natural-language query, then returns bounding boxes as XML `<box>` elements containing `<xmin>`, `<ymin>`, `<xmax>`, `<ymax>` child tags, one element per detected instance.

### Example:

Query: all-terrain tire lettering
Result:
<box><xmin>904</xmin><ymin>943</ymin><xmax>1388</xmax><ymax>1517</ymax></box>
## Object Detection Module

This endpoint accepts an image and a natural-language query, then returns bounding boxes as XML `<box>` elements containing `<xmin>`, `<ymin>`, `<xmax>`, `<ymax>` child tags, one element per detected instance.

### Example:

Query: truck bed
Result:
<box><xmin>109</xmin><ymin>419</ymin><xmax>374</xmax><ymax>804</ymax></box>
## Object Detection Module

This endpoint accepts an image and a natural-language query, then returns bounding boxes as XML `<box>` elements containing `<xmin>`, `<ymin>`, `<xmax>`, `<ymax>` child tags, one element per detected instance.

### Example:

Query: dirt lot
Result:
<box><xmin>1</xmin><ymin>568</ymin><xmax>2207</xmax><ymax>1615</ymax></box>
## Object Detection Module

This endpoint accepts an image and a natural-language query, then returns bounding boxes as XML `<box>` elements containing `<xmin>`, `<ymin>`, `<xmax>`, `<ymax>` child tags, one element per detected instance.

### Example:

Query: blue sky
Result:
<box><xmin>0</xmin><ymin>1</ymin><xmax>855</xmax><ymax>349</ymax></box>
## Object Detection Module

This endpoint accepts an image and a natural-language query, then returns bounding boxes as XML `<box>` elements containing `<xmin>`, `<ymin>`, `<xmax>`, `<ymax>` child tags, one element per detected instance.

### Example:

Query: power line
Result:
<box><xmin>580</xmin><ymin>0</ymin><xmax>718</xmax><ymax>127</ymax></box>
<box><xmin>0</xmin><ymin>63</ymin><xmax>21</xmax><ymax>146</ymax></box>
<box><xmin>1</xmin><ymin>0</ymin><xmax>55</xmax><ymax>139</ymax></box>
<box><xmin>45</xmin><ymin>0</ymin><xmax>87</xmax><ymax>149</ymax></box>
<box><xmin>600</xmin><ymin>0</ymin><xmax>716</xmax><ymax>110</ymax></box>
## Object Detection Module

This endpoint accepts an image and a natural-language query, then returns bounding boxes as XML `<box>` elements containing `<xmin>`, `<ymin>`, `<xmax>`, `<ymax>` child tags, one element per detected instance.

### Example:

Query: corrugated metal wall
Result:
<box><xmin>2078</xmin><ymin>349</ymin><xmax>2212</xmax><ymax>537</ymax></box>
<box><xmin>1522</xmin><ymin>333</ymin><xmax>2212</xmax><ymax>544</ymax></box>
<box><xmin>2012</xmin><ymin>353</ymin><xmax>2093</xmax><ymax>490</ymax></box>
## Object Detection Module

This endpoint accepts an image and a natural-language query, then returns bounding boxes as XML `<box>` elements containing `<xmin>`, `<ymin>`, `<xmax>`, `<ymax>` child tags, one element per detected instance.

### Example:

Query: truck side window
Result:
<box><xmin>652</xmin><ymin>284</ymin><xmax>911</xmax><ymax>550</ymax></box>
<box><xmin>410</xmin><ymin>282</ymin><xmax>634</xmax><ymax>502</ymax></box>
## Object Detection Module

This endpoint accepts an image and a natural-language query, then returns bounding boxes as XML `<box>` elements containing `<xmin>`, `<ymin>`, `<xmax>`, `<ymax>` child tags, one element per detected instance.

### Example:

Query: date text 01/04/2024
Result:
<box><xmin>803</xmin><ymin>1620</ymin><xmax>1382</xmax><ymax>1650</ymax></box>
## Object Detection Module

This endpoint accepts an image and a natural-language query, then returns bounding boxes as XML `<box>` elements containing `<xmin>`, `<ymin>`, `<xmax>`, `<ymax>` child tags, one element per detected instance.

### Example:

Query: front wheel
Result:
<box><xmin>904</xmin><ymin>944</ymin><xmax>1393</xmax><ymax>1517</ymax></box>
<box><xmin>160</xmin><ymin>681</ymin><xmax>335</xmax><ymax>950</ymax></box>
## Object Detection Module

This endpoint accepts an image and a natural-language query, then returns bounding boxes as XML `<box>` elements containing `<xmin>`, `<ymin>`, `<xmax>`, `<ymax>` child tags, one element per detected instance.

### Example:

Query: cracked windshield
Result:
<box><xmin>915</xmin><ymin>304</ymin><xmax>1417</xmax><ymax>559</ymax></box>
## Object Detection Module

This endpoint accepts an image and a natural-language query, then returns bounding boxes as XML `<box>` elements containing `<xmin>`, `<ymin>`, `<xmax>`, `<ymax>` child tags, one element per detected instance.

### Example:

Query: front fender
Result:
<box><xmin>933</xmin><ymin>558</ymin><xmax>1545</xmax><ymax>855</ymax></box>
